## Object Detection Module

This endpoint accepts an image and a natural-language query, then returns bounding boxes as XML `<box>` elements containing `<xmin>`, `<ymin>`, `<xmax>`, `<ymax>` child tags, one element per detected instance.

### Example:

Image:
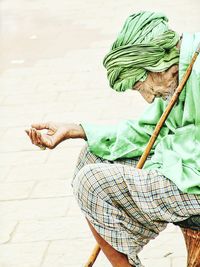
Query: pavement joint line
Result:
<box><xmin>44</xmin><ymin>152</ymin><xmax>52</xmax><ymax>164</ymax></box>
<box><xmin>0</xmin><ymin>195</ymin><xmax>73</xmax><ymax>202</ymax></box>
<box><xmin>7</xmin><ymin>213</ymin><xmax>75</xmax><ymax>223</ymax></box>
<box><xmin>28</xmin><ymin>180</ymin><xmax>38</xmax><ymax>198</ymax></box>
<box><xmin>65</xmin><ymin>197</ymin><xmax>74</xmax><ymax>216</ymax></box>
<box><xmin>10</xmin><ymin>237</ymin><xmax>94</xmax><ymax>245</ymax></box>
<box><xmin>0</xmin><ymin>168</ymin><xmax>11</xmax><ymax>183</ymax></box>
<box><xmin>4</xmin><ymin>178</ymin><xmax>72</xmax><ymax>183</ymax></box>
<box><xmin>29</xmin><ymin>194</ymin><xmax>74</xmax><ymax>200</ymax></box>
<box><xmin>0</xmin><ymin>149</ymin><xmax>49</xmax><ymax>153</ymax></box>
<box><xmin>39</xmin><ymin>241</ymin><xmax>51</xmax><ymax>267</ymax></box>
<box><xmin>5</xmin><ymin>221</ymin><xmax>20</xmax><ymax>244</ymax></box>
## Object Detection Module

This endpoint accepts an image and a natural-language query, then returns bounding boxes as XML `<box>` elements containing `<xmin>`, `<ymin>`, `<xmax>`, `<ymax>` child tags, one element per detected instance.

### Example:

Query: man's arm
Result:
<box><xmin>25</xmin><ymin>119</ymin><xmax>151</xmax><ymax>159</ymax></box>
<box><xmin>25</xmin><ymin>98</ymin><xmax>169</xmax><ymax>159</ymax></box>
<box><xmin>25</xmin><ymin>122</ymin><xmax>87</xmax><ymax>149</ymax></box>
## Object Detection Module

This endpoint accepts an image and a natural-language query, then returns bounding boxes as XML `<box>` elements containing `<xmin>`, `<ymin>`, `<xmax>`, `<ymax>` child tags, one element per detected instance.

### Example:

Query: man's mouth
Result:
<box><xmin>162</xmin><ymin>94</ymin><xmax>172</xmax><ymax>102</ymax></box>
<box><xmin>162</xmin><ymin>88</ymin><xmax>176</xmax><ymax>102</ymax></box>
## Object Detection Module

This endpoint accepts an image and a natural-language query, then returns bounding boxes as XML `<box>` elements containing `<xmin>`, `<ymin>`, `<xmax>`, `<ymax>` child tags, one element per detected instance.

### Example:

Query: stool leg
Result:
<box><xmin>181</xmin><ymin>228</ymin><xmax>200</xmax><ymax>267</ymax></box>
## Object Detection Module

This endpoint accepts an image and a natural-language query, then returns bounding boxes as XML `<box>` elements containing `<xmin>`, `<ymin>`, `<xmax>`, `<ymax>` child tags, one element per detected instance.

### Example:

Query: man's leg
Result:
<box><xmin>72</xmin><ymin>144</ymin><xmax>140</xmax><ymax>182</ymax></box>
<box><xmin>86</xmin><ymin>219</ymin><xmax>132</xmax><ymax>267</ymax></box>
<box><xmin>72</xmin><ymin>145</ymin><xmax>200</xmax><ymax>266</ymax></box>
<box><xmin>72</xmin><ymin>145</ymin><xmax>141</xmax><ymax>266</ymax></box>
<box><xmin>72</xmin><ymin>163</ymin><xmax>163</xmax><ymax>267</ymax></box>
<box><xmin>72</xmin><ymin>148</ymin><xmax>200</xmax><ymax>267</ymax></box>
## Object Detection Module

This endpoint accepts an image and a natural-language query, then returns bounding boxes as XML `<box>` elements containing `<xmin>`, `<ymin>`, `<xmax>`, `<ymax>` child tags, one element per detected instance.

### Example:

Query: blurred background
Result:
<box><xmin>0</xmin><ymin>1</ymin><xmax>200</xmax><ymax>266</ymax></box>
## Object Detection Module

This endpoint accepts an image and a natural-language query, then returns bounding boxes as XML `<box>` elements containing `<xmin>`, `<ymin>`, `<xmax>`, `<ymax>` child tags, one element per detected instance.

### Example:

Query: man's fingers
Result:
<box><xmin>34</xmin><ymin>131</ymin><xmax>47</xmax><ymax>150</ymax></box>
<box><xmin>25</xmin><ymin>127</ymin><xmax>56</xmax><ymax>149</ymax></box>
<box><xmin>35</xmin><ymin>129</ymin><xmax>55</xmax><ymax>149</ymax></box>
<box><xmin>31</xmin><ymin>129</ymin><xmax>48</xmax><ymax>149</ymax></box>
<box><xmin>25</xmin><ymin>128</ymin><xmax>48</xmax><ymax>149</ymax></box>
<box><xmin>26</xmin><ymin>129</ymin><xmax>34</xmax><ymax>144</ymax></box>
<box><xmin>25</xmin><ymin>129</ymin><xmax>37</xmax><ymax>145</ymax></box>
<box><xmin>31</xmin><ymin>122</ymin><xmax>50</xmax><ymax>130</ymax></box>
<box><xmin>35</xmin><ymin>130</ymin><xmax>46</xmax><ymax>146</ymax></box>
<box><xmin>31</xmin><ymin>128</ymin><xmax>39</xmax><ymax>145</ymax></box>
<box><xmin>47</xmin><ymin>129</ymin><xmax>54</xmax><ymax>136</ymax></box>
<box><xmin>33</xmin><ymin>128</ymin><xmax>41</xmax><ymax>144</ymax></box>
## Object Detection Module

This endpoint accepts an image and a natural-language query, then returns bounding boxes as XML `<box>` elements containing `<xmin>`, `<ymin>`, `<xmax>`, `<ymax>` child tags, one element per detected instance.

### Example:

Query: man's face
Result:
<box><xmin>133</xmin><ymin>65</ymin><xmax>179</xmax><ymax>103</ymax></box>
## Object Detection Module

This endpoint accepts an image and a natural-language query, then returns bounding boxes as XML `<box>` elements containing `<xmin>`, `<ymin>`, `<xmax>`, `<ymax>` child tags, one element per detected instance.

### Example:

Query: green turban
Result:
<box><xmin>103</xmin><ymin>11</ymin><xmax>180</xmax><ymax>92</ymax></box>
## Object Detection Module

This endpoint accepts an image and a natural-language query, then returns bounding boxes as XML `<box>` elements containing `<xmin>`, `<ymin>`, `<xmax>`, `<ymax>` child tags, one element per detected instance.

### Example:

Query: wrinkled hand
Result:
<box><xmin>25</xmin><ymin>122</ymin><xmax>85</xmax><ymax>149</ymax></box>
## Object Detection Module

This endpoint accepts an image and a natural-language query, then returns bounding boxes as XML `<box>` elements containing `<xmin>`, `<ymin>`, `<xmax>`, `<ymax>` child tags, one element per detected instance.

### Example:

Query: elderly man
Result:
<box><xmin>25</xmin><ymin>12</ymin><xmax>200</xmax><ymax>267</ymax></box>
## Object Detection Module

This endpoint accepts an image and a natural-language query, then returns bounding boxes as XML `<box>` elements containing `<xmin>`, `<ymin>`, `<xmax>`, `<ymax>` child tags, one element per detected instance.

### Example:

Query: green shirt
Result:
<box><xmin>81</xmin><ymin>32</ymin><xmax>200</xmax><ymax>195</ymax></box>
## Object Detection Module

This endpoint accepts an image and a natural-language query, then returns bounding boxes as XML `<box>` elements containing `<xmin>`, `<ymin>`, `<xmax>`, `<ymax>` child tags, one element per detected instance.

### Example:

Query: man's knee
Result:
<box><xmin>72</xmin><ymin>164</ymin><xmax>99</xmax><ymax>199</ymax></box>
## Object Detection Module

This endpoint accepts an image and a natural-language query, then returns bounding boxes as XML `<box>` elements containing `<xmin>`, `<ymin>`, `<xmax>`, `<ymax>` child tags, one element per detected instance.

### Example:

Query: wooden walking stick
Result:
<box><xmin>84</xmin><ymin>42</ymin><xmax>200</xmax><ymax>267</ymax></box>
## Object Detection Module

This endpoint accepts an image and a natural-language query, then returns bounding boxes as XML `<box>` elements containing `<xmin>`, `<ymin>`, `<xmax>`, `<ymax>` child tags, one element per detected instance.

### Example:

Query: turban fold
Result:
<box><xmin>103</xmin><ymin>11</ymin><xmax>180</xmax><ymax>92</ymax></box>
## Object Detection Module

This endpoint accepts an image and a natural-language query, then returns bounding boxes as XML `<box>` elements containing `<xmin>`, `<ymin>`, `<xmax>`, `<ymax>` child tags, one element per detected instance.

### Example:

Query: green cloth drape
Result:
<box><xmin>82</xmin><ymin>32</ymin><xmax>200</xmax><ymax>194</ymax></box>
<box><xmin>103</xmin><ymin>11</ymin><xmax>180</xmax><ymax>92</ymax></box>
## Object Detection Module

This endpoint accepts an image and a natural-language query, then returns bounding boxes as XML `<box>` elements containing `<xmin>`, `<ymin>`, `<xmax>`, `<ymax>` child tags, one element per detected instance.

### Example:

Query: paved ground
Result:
<box><xmin>1</xmin><ymin>1</ymin><xmax>200</xmax><ymax>266</ymax></box>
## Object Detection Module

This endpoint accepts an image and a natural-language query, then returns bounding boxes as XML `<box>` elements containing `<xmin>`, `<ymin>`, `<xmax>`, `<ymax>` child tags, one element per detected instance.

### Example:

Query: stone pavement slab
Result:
<box><xmin>6</xmin><ymin>161</ymin><xmax>78</xmax><ymax>182</ymax></box>
<box><xmin>0</xmin><ymin>242</ymin><xmax>48</xmax><ymax>267</ymax></box>
<box><xmin>41</xmin><ymin>239</ymin><xmax>110</xmax><ymax>267</ymax></box>
<box><xmin>0</xmin><ymin>181</ymin><xmax>35</xmax><ymax>201</ymax></box>
<box><xmin>0</xmin><ymin>197</ymin><xmax>69</xmax><ymax>221</ymax></box>
<box><xmin>0</xmin><ymin>220</ymin><xmax>18</xmax><ymax>244</ymax></box>
<box><xmin>12</xmin><ymin>216</ymin><xmax>91</xmax><ymax>243</ymax></box>
<box><xmin>30</xmin><ymin>179</ymin><xmax>73</xmax><ymax>198</ymax></box>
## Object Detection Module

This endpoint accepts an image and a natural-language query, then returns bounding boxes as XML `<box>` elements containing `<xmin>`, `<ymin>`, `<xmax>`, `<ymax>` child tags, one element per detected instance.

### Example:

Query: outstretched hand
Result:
<box><xmin>25</xmin><ymin>122</ymin><xmax>86</xmax><ymax>149</ymax></box>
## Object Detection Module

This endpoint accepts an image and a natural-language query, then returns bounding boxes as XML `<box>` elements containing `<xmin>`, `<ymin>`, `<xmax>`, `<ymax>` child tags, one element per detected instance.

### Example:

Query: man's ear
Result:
<box><xmin>170</xmin><ymin>65</ymin><xmax>179</xmax><ymax>77</ymax></box>
<box><xmin>133</xmin><ymin>81</ymin><xmax>143</xmax><ymax>91</ymax></box>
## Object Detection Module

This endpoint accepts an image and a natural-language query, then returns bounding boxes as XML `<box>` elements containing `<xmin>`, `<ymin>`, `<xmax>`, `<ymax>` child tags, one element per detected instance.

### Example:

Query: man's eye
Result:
<box><xmin>156</xmin><ymin>93</ymin><xmax>162</xmax><ymax>97</ymax></box>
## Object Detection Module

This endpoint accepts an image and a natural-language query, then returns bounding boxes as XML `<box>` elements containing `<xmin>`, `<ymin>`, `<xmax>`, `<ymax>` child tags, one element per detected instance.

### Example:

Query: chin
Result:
<box><xmin>164</xmin><ymin>95</ymin><xmax>172</xmax><ymax>103</ymax></box>
<box><xmin>163</xmin><ymin>87</ymin><xmax>177</xmax><ymax>102</ymax></box>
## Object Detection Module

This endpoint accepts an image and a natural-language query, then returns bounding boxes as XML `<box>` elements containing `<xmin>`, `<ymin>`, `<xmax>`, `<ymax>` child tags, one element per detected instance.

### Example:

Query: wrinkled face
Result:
<box><xmin>133</xmin><ymin>65</ymin><xmax>179</xmax><ymax>103</ymax></box>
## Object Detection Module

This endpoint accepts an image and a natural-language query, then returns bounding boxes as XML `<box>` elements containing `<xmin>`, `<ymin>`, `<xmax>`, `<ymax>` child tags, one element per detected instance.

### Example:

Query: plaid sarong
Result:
<box><xmin>72</xmin><ymin>145</ymin><xmax>200</xmax><ymax>266</ymax></box>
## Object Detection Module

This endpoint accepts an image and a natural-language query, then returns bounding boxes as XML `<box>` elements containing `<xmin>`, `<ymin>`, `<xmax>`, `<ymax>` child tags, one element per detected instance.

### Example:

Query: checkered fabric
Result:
<box><xmin>72</xmin><ymin>144</ymin><xmax>200</xmax><ymax>266</ymax></box>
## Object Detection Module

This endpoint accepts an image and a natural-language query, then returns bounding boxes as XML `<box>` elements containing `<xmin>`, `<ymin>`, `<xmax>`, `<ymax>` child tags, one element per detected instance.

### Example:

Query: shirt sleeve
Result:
<box><xmin>81</xmin><ymin>99</ymin><xmax>170</xmax><ymax>161</ymax></box>
<box><xmin>80</xmin><ymin>121</ymin><xmax>146</xmax><ymax>160</ymax></box>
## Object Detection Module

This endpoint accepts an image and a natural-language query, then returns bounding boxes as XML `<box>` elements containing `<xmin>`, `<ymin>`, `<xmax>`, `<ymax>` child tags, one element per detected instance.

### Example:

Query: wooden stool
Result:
<box><xmin>174</xmin><ymin>216</ymin><xmax>200</xmax><ymax>266</ymax></box>
<box><xmin>181</xmin><ymin>228</ymin><xmax>200</xmax><ymax>267</ymax></box>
